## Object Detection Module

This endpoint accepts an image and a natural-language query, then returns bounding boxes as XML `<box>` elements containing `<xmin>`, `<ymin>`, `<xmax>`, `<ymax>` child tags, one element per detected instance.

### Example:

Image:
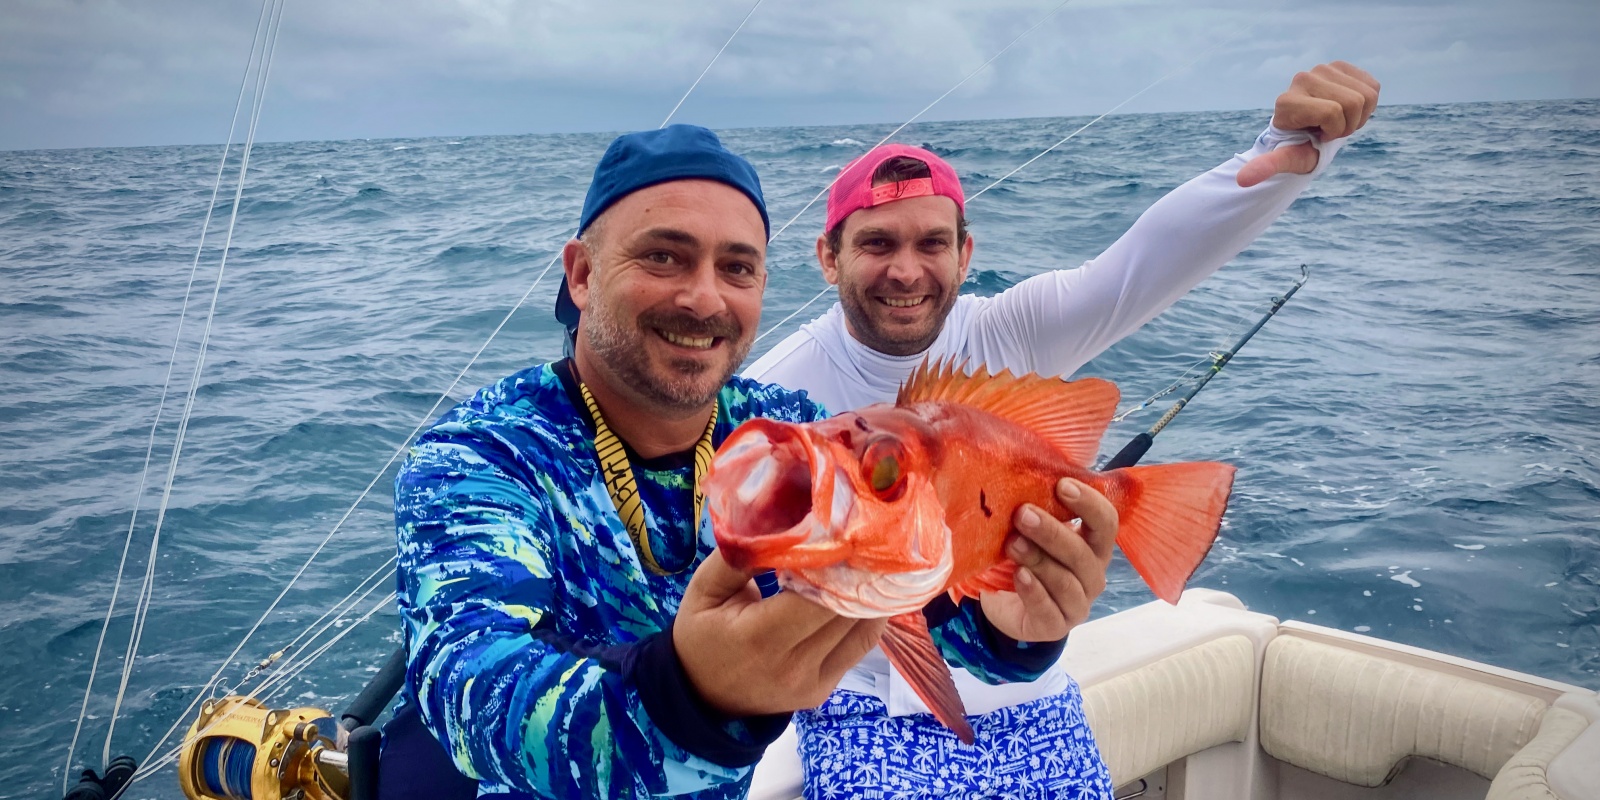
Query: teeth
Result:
<box><xmin>882</xmin><ymin>297</ymin><xmax>924</xmax><ymax>308</ymax></box>
<box><xmin>662</xmin><ymin>331</ymin><xmax>715</xmax><ymax>349</ymax></box>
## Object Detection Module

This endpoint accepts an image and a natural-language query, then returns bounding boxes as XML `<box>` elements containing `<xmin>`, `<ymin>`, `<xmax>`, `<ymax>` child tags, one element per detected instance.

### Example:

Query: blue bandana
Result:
<box><xmin>556</xmin><ymin>125</ymin><xmax>768</xmax><ymax>329</ymax></box>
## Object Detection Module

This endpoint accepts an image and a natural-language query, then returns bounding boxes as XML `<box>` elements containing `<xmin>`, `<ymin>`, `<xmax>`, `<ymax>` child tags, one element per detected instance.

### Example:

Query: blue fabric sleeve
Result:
<box><xmin>926</xmin><ymin>596</ymin><xmax>1067</xmax><ymax>684</ymax></box>
<box><xmin>394</xmin><ymin>424</ymin><xmax>769</xmax><ymax>798</ymax></box>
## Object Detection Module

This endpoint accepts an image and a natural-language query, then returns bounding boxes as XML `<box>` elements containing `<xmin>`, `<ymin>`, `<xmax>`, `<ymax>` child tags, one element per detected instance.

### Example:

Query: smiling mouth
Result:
<box><xmin>879</xmin><ymin>296</ymin><xmax>927</xmax><ymax>309</ymax></box>
<box><xmin>656</xmin><ymin>329</ymin><xmax>719</xmax><ymax>350</ymax></box>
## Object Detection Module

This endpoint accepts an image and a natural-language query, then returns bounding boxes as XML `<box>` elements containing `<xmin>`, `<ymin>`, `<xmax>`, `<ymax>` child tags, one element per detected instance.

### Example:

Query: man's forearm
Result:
<box><xmin>975</xmin><ymin>123</ymin><xmax>1346</xmax><ymax>382</ymax></box>
<box><xmin>405</xmin><ymin>604</ymin><xmax>765</xmax><ymax>798</ymax></box>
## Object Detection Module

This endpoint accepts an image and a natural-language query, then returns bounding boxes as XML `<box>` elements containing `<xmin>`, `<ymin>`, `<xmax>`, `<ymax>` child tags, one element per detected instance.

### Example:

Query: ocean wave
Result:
<box><xmin>3</xmin><ymin>99</ymin><xmax>1598</xmax><ymax>797</ymax></box>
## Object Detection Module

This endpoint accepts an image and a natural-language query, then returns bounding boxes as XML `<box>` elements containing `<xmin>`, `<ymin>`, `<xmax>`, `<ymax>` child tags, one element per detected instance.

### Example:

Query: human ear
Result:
<box><xmin>563</xmin><ymin>239</ymin><xmax>594</xmax><ymax>310</ymax></box>
<box><xmin>956</xmin><ymin>234</ymin><xmax>975</xmax><ymax>284</ymax></box>
<box><xmin>816</xmin><ymin>234</ymin><xmax>840</xmax><ymax>286</ymax></box>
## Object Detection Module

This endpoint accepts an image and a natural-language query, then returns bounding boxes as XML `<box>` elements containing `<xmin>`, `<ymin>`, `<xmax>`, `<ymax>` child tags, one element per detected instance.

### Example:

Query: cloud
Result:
<box><xmin>1</xmin><ymin>0</ymin><xmax>1595</xmax><ymax>149</ymax></box>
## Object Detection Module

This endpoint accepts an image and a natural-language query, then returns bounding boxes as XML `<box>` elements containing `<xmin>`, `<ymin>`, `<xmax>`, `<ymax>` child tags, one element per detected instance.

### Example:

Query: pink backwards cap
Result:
<box><xmin>825</xmin><ymin>144</ymin><xmax>965</xmax><ymax>233</ymax></box>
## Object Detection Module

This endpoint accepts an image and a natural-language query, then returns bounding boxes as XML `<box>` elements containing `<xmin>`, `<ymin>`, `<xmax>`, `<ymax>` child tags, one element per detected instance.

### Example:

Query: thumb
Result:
<box><xmin>1236</xmin><ymin>143</ymin><xmax>1320</xmax><ymax>188</ymax></box>
<box><xmin>683</xmin><ymin>549</ymin><xmax>760</xmax><ymax>609</ymax></box>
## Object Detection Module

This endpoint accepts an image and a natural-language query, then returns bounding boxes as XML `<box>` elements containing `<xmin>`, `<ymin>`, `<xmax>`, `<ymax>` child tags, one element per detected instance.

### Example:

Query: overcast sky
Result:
<box><xmin>2</xmin><ymin>0</ymin><xmax>1596</xmax><ymax>151</ymax></box>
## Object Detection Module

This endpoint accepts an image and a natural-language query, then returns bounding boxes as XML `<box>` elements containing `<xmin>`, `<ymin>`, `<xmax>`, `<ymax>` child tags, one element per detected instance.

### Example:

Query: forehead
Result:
<box><xmin>599</xmin><ymin>179</ymin><xmax>766</xmax><ymax>250</ymax></box>
<box><xmin>841</xmin><ymin>194</ymin><xmax>960</xmax><ymax>238</ymax></box>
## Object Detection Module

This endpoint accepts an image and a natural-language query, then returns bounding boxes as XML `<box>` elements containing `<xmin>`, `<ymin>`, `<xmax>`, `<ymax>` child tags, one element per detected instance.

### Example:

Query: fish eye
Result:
<box><xmin>862</xmin><ymin>439</ymin><xmax>905</xmax><ymax>500</ymax></box>
<box><xmin>871</xmin><ymin>455</ymin><xmax>899</xmax><ymax>492</ymax></box>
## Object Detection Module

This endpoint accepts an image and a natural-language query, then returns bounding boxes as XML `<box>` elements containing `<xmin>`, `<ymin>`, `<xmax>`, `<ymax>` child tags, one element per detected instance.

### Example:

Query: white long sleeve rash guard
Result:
<box><xmin>741</xmin><ymin>124</ymin><xmax>1345</xmax><ymax>716</ymax></box>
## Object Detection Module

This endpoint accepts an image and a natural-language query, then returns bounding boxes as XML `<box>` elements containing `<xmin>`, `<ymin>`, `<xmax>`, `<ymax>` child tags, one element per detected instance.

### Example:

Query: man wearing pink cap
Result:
<box><xmin>745</xmin><ymin>61</ymin><xmax>1380</xmax><ymax>796</ymax></box>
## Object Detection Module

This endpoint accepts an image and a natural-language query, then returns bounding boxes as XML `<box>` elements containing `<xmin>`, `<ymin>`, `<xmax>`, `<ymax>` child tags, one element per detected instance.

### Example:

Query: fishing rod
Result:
<box><xmin>1102</xmin><ymin>264</ymin><xmax>1310</xmax><ymax>470</ymax></box>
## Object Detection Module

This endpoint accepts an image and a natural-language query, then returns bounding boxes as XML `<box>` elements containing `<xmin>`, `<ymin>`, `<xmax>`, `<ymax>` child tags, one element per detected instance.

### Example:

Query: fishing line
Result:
<box><xmin>660</xmin><ymin>0</ymin><xmax>765</xmax><ymax>128</ymax></box>
<box><xmin>246</xmin><ymin>564</ymin><xmax>397</xmax><ymax>701</ymax></box>
<box><xmin>133</xmin><ymin>0</ymin><xmax>773</xmax><ymax>771</ymax></box>
<box><xmin>100</xmin><ymin>0</ymin><xmax>286</xmax><ymax>768</ymax></box>
<box><xmin>133</xmin><ymin>254</ymin><xmax>555</xmax><ymax>769</ymax></box>
<box><xmin>130</xmin><ymin>578</ymin><xmax>392</xmax><ymax>787</ymax></box>
<box><xmin>1113</xmin><ymin>292</ymin><xmax>1280</xmax><ymax>423</ymax></box>
<box><xmin>127</xmin><ymin>592</ymin><xmax>398</xmax><ymax>788</ymax></box>
<box><xmin>1100</xmin><ymin>265</ymin><xmax>1309</xmax><ymax>470</ymax></box>
<box><xmin>58</xmin><ymin>0</ymin><xmax>278</xmax><ymax>789</ymax></box>
<box><xmin>767</xmin><ymin>0</ymin><xmax>1076</xmax><ymax>244</ymax></box>
<box><xmin>257</xmin><ymin>593</ymin><xmax>397</xmax><ymax>707</ymax></box>
<box><xmin>755</xmin><ymin>27</ymin><xmax>1251</xmax><ymax>347</ymax></box>
<box><xmin>1112</xmin><ymin>355</ymin><xmax>1215</xmax><ymax>423</ymax></box>
<box><xmin>238</xmin><ymin>554</ymin><xmax>398</xmax><ymax>685</ymax></box>
<box><xmin>966</xmin><ymin>31</ymin><xmax>1243</xmax><ymax>202</ymax></box>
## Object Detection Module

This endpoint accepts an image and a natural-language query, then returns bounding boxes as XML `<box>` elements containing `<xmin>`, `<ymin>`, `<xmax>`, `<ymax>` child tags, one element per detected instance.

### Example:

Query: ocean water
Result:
<box><xmin>3</xmin><ymin>99</ymin><xmax>1598</xmax><ymax>797</ymax></box>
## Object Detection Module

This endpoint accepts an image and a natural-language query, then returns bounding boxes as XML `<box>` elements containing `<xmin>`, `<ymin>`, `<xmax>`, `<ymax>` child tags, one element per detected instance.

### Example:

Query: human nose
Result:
<box><xmin>883</xmin><ymin>248</ymin><xmax>921</xmax><ymax>286</ymax></box>
<box><xmin>676</xmin><ymin>259</ymin><xmax>728</xmax><ymax>318</ymax></box>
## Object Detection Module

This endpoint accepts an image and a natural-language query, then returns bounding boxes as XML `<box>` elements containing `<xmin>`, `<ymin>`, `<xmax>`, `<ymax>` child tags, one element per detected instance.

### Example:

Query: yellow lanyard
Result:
<box><xmin>578</xmin><ymin>382</ymin><xmax>717</xmax><ymax>576</ymax></box>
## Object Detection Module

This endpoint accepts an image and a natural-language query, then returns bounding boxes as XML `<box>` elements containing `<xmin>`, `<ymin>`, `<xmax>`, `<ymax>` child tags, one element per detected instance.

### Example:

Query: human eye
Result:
<box><xmin>644</xmin><ymin>250</ymin><xmax>675</xmax><ymax>265</ymax></box>
<box><xmin>722</xmin><ymin>260</ymin><xmax>763</xmax><ymax>286</ymax></box>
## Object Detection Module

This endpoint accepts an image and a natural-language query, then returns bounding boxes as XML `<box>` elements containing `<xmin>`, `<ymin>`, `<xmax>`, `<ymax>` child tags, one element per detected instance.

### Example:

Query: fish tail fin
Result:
<box><xmin>1108</xmin><ymin>462</ymin><xmax>1236</xmax><ymax>605</ymax></box>
<box><xmin>881</xmin><ymin>612</ymin><xmax>974</xmax><ymax>744</ymax></box>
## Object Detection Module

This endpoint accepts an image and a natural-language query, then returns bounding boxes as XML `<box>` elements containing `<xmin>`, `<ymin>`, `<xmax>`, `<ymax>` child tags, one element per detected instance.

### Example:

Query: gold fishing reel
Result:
<box><xmin>177</xmin><ymin>696</ymin><xmax>351</xmax><ymax>800</ymax></box>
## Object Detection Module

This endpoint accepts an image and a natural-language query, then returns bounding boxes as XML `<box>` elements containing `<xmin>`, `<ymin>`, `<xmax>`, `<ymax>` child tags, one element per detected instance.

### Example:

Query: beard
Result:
<box><xmin>584</xmin><ymin>299</ymin><xmax>751</xmax><ymax>412</ymax></box>
<box><xmin>836</xmin><ymin>272</ymin><xmax>960</xmax><ymax>357</ymax></box>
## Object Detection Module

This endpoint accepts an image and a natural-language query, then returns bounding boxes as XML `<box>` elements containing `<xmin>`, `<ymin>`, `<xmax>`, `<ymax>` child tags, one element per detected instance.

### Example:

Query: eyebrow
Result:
<box><xmin>637</xmin><ymin>226</ymin><xmax>762</xmax><ymax>259</ymax></box>
<box><xmin>637</xmin><ymin>227</ymin><xmax>700</xmax><ymax>248</ymax></box>
<box><xmin>725</xmin><ymin>241</ymin><xmax>762</xmax><ymax>259</ymax></box>
<box><xmin>851</xmin><ymin>225</ymin><xmax>954</xmax><ymax>243</ymax></box>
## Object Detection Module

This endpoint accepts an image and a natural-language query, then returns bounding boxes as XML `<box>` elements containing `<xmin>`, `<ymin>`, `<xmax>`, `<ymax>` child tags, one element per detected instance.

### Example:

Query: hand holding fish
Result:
<box><xmin>673</xmin><ymin>550</ymin><xmax>888</xmax><ymax>718</ymax></box>
<box><xmin>706</xmin><ymin>360</ymin><xmax>1236</xmax><ymax>743</ymax></box>
<box><xmin>1237</xmin><ymin>61</ymin><xmax>1381</xmax><ymax>188</ymax></box>
<box><xmin>979</xmin><ymin>478</ymin><xmax>1118</xmax><ymax>644</ymax></box>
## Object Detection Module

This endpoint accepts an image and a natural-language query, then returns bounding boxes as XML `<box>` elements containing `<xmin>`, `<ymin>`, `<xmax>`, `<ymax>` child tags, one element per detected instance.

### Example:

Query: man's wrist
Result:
<box><xmin>623</xmin><ymin>625</ymin><xmax>791</xmax><ymax>768</ymax></box>
<box><xmin>971</xmin><ymin>599</ymin><xmax>1068</xmax><ymax>674</ymax></box>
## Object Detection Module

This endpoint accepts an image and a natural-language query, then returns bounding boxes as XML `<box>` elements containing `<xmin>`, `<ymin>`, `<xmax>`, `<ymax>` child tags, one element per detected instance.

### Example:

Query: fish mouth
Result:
<box><xmin>736</xmin><ymin>427</ymin><xmax>814</xmax><ymax>538</ymax></box>
<box><xmin>707</xmin><ymin>420</ymin><xmax>854</xmax><ymax>571</ymax></box>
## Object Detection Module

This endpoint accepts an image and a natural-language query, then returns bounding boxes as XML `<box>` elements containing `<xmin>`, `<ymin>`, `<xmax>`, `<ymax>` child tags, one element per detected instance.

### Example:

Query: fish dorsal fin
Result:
<box><xmin>898</xmin><ymin>357</ymin><xmax>1120</xmax><ymax>467</ymax></box>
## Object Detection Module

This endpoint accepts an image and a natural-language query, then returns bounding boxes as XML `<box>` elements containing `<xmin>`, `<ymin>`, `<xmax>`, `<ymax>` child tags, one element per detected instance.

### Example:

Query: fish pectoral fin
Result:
<box><xmin>881</xmin><ymin>611</ymin><xmax>975</xmax><ymax>745</ymax></box>
<box><xmin>947</xmin><ymin>560</ymin><xmax>1018</xmax><ymax>605</ymax></box>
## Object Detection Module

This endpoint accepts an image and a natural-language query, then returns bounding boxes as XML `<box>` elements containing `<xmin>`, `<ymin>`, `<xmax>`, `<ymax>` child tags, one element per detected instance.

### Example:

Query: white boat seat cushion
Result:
<box><xmin>1261</xmin><ymin>636</ymin><xmax>1547</xmax><ymax>786</ymax></box>
<box><xmin>1081</xmin><ymin>634</ymin><xmax>1255</xmax><ymax>787</ymax></box>
<box><xmin>1486</xmin><ymin>706</ymin><xmax>1591</xmax><ymax>800</ymax></box>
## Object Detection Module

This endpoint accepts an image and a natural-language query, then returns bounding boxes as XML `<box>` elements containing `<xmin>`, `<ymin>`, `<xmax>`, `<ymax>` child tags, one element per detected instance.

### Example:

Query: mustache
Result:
<box><xmin>638</xmin><ymin>308</ymin><xmax>743</xmax><ymax>340</ymax></box>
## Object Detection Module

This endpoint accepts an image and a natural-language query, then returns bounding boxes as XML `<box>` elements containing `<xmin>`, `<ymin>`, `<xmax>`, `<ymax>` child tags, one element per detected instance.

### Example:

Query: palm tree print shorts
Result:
<box><xmin>793</xmin><ymin>679</ymin><xmax>1114</xmax><ymax>799</ymax></box>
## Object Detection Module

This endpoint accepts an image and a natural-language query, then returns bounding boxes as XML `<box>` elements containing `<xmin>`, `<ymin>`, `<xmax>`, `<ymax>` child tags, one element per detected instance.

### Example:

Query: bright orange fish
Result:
<box><xmin>705</xmin><ymin>360</ymin><xmax>1235</xmax><ymax>743</ymax></box>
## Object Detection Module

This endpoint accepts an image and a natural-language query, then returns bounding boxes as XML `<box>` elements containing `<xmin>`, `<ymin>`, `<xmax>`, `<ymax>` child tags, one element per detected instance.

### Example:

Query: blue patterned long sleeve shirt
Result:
<box><xmin>394</xmin><ymin>360</ymin><xmax>1059</xmax><ymax>799</ymax></box>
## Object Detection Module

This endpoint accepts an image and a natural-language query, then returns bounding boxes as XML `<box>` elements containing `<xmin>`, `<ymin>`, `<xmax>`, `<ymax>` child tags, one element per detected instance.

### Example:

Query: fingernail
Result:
<box><xmin>1018</xmin><ymin>506</ymin><xmax>1041</xmax><ymax>529</ymax></box>
<box><xmin>1008</xmin><ymin>537</ymin><xmax>1033</xmax><ymax>559</ymax></box>
<box><xmin>1016</xmin><ymin>567</ymin><xmax>1033</xmax><ymax>587</ymax></box>
<box><xmin>1058</xmin><ymin>479</ymin><xmax>1081</xmax><ymax>500</ymax></box>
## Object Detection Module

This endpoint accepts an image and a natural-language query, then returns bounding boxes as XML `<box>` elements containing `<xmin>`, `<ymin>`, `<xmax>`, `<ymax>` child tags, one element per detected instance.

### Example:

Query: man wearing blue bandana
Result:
<box><xmin>384</xmin><ymin>124</ymin><xmax>1120</xmax><ymax>800</ymax></box>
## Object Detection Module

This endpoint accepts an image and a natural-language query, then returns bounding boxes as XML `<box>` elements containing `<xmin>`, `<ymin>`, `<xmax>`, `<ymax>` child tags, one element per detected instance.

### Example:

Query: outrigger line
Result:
<box><xmin>1101</xmin><ymin>264</ymin><xmax>1310</xmax><ymax>470</ymax></box>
